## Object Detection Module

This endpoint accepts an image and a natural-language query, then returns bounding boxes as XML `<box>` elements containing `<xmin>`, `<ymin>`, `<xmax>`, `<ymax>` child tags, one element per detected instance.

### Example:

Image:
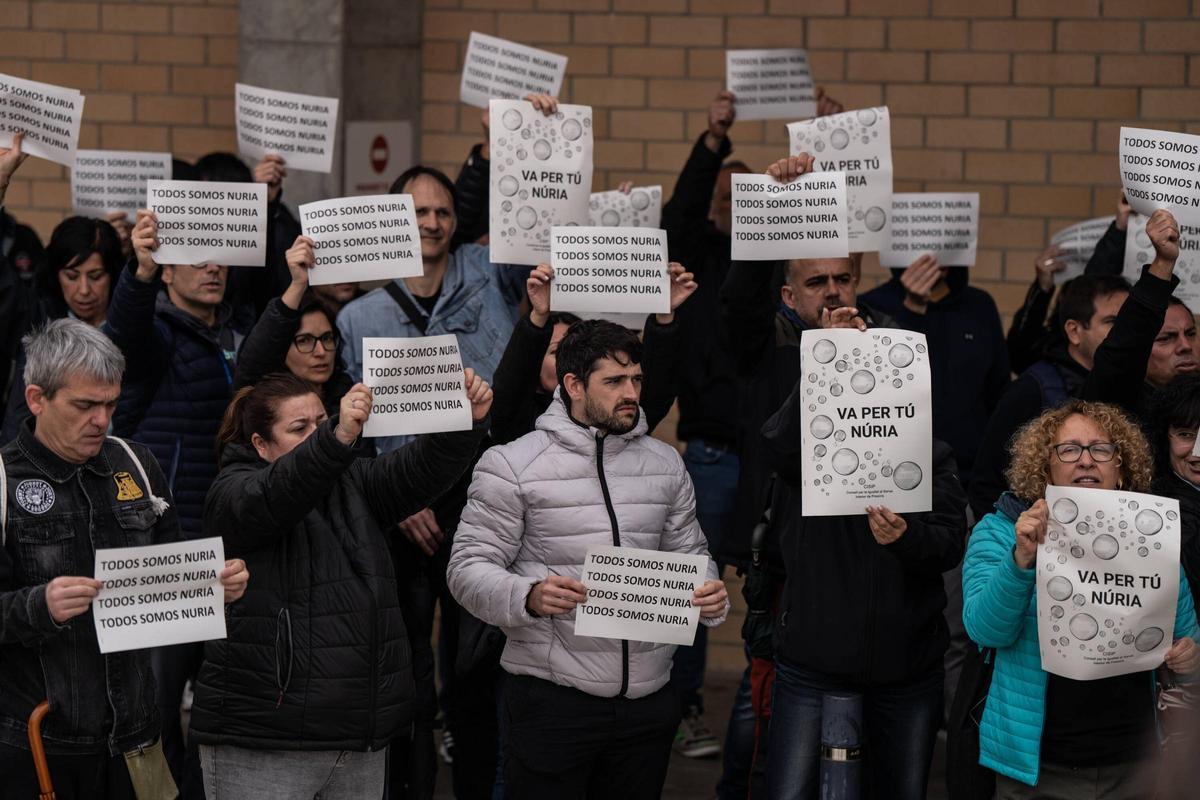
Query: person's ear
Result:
<box><xmin>160</xmin><ymin>265</ymin><xmax>176</xmax><ymax>287</ymax></box>
<box><xmin>780</xmin><ymin>283</ymin><xmax>797</xmax><ymax>311</ymax></box>
<box><xmin>563</xmin><ymin>373</ymin><xmax>586</xmax><ymax>403</ymax></box>
<box><xmin>25</xmin><ymin>384</ymin><xmax>48</xmax><ymax>417</ymax></box>
<box><xmin>1063</xmin><ymin>319</ymin><xmax>1082</xmax><ymax>347</ymax></box>
<box><xmin>250</xmin><ymin>432</ymin><xmax>270</xmax><ymax>461</ymax></box>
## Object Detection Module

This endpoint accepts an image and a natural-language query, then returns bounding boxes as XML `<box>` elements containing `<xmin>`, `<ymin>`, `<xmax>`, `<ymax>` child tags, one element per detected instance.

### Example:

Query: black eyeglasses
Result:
<box><xmin>292</xmin><ymin>332</ymin><xmax>339</xmax><ymax>353</ymax></box>
<box><xmin>1051</xmin><ymin>442</ymin><xmax>1118</xmax><ymax>463</ymax></box>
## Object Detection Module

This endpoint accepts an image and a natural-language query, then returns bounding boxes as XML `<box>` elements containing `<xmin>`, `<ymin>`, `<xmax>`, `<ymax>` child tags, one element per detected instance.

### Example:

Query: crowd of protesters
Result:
<box><xmin>0</xmin><ymin>67</ymin><xmax>1197</xmax><ymax>800</ymax></box>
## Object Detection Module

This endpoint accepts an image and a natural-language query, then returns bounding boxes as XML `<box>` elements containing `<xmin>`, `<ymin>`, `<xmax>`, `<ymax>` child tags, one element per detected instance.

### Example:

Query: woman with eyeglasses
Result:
<box><xmin>190</xmin><ymin>369</ymin><xmax>494</xmax><ymax>798</ymax></box>
<box><xmin>963</xmin><ymin>399</ymin><xmax>1199</xmax><ymax>798</ymax></box>
<box><xmin>234</xmin><ymin>235</ymin><xmax>353</xmax><ymax>416</ymax></box>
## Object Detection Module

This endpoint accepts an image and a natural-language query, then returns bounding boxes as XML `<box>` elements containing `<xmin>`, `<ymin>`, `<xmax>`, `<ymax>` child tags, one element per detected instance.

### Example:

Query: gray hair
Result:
<box><xmin>23</xmin><ymin>318</ymin><xmax>125</xmax><ymax>397</ymax></box>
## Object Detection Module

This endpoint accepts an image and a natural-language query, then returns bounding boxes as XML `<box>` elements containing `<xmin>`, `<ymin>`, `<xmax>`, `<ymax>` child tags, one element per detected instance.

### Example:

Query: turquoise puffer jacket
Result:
<box><xmin>962</xmin><ymin>494</ymin><xmax>1199</xmax><ymax>786</ymax></box>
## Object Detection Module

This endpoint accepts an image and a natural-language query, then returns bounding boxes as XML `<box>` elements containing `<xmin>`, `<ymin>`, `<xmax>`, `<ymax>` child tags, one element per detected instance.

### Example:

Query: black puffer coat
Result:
<box><xmin>189</xmin><ymin>418</ymin><xmax>486</xmax><ymax>750</ymax></box>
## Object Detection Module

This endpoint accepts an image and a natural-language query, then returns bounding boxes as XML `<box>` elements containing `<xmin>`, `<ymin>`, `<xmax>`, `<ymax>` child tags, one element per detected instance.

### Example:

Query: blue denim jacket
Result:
<box><xmin>0</xmin><ymin>423</ymin><xmax>180</xmax><ymax>755</ymax></box>
<box><xmin>337</xmin><ymin>244</ymin><xmax>529</xmax><ymax>453</ymax></box>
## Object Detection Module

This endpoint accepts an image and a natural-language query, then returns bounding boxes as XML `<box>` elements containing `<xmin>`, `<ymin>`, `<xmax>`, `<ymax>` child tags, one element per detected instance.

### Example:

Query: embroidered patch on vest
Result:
<box><xmin>114</xmin><ymin>471</ymin><xmax>144</xmax><ymax>501</ymax></box>
<box><xmin>15</xmin><ymin>479</ymin><xmax>55</xmax><ymax>514</ymax></box>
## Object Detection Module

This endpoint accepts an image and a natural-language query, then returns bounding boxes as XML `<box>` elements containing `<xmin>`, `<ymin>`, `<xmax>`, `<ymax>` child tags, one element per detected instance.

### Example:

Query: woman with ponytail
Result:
<box><xmin>188</xmin><ymin>370</ymin><xmax>494</xmax><ymax>799</ymax></box>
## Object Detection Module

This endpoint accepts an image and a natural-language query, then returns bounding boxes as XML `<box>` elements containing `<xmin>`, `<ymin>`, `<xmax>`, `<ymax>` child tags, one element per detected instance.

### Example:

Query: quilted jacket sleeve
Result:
<box><xmin>962</xmin><ymin>512</ymin><xmax>1037</xmax><ymax>650</ymax></box>
<box><xmin>447</xmin><ymin>446</ymin><xmax>541</xmax><ymax>629</ymax></box>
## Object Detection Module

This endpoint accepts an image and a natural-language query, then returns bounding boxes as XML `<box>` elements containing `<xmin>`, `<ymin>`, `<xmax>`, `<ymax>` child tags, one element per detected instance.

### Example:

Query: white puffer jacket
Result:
<box><xmin>448</xmin><ymin>393</ymin><xmax>725</xmax><ymax>699</ymax></box>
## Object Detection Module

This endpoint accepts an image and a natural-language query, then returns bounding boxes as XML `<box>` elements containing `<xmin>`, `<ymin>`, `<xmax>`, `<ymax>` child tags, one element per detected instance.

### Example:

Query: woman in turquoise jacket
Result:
<box><xmin>963</xmin><ymin>399</ymin><xmax>1200</xmax><ymax>798</ymax></box>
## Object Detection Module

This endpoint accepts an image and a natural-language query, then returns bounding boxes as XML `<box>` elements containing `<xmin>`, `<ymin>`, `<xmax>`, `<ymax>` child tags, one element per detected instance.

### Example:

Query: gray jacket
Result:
<box><xmin>448</xmin><ymin>392</ymin><xmax>725</xmax><ymax>699</ymax></box>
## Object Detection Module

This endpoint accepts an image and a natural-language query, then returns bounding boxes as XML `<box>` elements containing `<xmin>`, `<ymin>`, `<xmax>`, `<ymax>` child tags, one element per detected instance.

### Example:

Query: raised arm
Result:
<box><xmin>662</xmin><ymin>91</ymin><xmax>734</xmax><ymax>260</ymax></box>
<box><xmin>102</xmin><ymin>210</ymin><xmax>168</xmax><ymax>380</ymax></box>
<box><xmin>1084</xmin><ymin>194</ymin><xmax>1132</xmax><ymax>277</ymax></box>
<box><xmin>639</xmin><ymin>262</ymin><xmax>696</xmax><ymax>431</ymax></box>
<box><xmin>234</xmin><ymin>236</ymin><xmax>315</xmax><ymax>389</ymax></box>
<box><xmin>489</xmin><ymin>265</ymin><xmax>555</xmax><ymax>446</ymax></box>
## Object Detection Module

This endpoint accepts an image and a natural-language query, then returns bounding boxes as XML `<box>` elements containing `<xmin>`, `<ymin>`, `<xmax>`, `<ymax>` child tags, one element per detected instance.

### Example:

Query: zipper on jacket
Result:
<box><xmin>595</xmin><ymin>434</ymin><xmax>629</xmax><ymax>698</ymax></box>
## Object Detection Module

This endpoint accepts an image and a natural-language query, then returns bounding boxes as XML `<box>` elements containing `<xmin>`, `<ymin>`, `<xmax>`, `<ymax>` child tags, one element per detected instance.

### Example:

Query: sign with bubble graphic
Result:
<box><xmin>799</xmin><ymin>328</ymin><xmax>932</xmax><ymax>516</ymax></box>
<box><xmin>588</xmin><ymin>186</ymin><xmax>662</xmax><ymax>228</ymax></box>
<box><xmin>787</xmin><ymin>106</ymin><xmax>893</xmax><ymax>253</ymax></box>
<box><xmin>1038</xmin><ymin>486</ymin><xmax>1181</xmax><ymax>681</ymax></box>
<box><xmin>489</xmin><ymin>99</ymin><xmax>593</xmax><ymax>266</ymax></box>
<box><xmin>1123</xmin><ymin>212</ymin><xmax>1200</xmax><ymax>314</ymax></box>
<box><xmin>1050</xmin><ymin>215</ymin><xmax>1115</xmax><ymax>286</ymax></box>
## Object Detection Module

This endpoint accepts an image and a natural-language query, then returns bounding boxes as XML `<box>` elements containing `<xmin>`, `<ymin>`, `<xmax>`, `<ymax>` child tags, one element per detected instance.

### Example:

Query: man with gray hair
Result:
<box><xmin>0</xmin><ymin>318</ymin><xmax>248</xmax><ymax>799</ymax></box>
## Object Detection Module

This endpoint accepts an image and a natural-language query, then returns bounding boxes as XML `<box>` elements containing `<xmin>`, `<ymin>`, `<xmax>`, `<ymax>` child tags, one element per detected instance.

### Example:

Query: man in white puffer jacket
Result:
<box><xmin>449</xmin><ymin>319</ymin><xmax>728</xmax><ymax>798</ymax></box>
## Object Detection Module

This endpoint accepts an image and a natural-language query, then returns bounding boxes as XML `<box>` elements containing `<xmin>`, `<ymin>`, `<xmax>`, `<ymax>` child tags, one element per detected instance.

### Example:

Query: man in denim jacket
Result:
<box><xmin>0</xmin><ymin>319</ymin><xmax>247</xmax><ymax>800</ymax></box>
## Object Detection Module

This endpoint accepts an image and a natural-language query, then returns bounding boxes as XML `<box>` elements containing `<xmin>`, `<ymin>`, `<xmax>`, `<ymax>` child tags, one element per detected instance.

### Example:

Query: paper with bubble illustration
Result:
<box><xmin>800</xmin><ymin>328</ymin><xmax>932</xmax><ymax>516</ymax></box>
<box><xmin>1051</xmin><ymin>216</ymin><xmax>1115</xmax><ymax>286</ymax></box>
<box><xmin>1123</xmin><ymin>212</ymin><xmax>1200</xmax><ymax>313</ymax></box>
<box><xmin>725</xmin><ymin>49</ymin><xmax>815</xmax><ymax>122</ymax></box>
<box><xmin>588</xmin><ymin>186</ymin><xmax>661</xmax><ymax>228</ymax></box>
<box><xmin>489</xmin><ymin>99</ymin><xmax>593</xmax><ymax>266</ymax></box>
<box><xmin>880</xmin><ymin>193</ymin><xmax>979</xmax><ymax>268</ymax></box>
<box><xmin>788</xmin><ymin>106</ymin><xmax>892</xmax><ymax>253</ymax></box>
<box><xmin>1038</xmin><ymin>486</ymin><xmax>1180</xmax><ymax>681</ymax></box>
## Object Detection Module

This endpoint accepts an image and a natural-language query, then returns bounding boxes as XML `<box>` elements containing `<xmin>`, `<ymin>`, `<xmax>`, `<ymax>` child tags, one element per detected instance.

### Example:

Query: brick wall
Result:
<box><xmin>0</xmin><ymin>0</ymin><xmax>238</xmax><ymax>239</ymax></box>
<box><xmin>419</xmin><ymin>0</ymin><xmax>1200</xmax><ymax>314</ymax></box>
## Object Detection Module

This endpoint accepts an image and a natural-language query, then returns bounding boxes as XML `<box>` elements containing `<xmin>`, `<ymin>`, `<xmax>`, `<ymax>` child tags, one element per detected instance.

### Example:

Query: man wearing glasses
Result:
<box><xmin>101</xmin><ymin>208</ymin><xmax>255</xmax><ymax>796</ymax></box>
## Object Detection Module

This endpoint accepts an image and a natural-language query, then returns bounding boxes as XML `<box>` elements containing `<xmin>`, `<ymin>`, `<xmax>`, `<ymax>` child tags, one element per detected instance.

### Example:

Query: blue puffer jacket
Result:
<box><xmin>103</xmin><ymin>265</ymin><xmax>246</xmax><ymax>538</ymax></box>
<box><xmin>963</xmin><ymin>493</ymin><xmax>1199</xmax><ymax>786</ymax></box>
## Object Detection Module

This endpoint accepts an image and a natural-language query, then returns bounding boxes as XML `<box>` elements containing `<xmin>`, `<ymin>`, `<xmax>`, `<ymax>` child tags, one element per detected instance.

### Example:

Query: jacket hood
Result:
<box><xmin>886</xmin><ymin>265</ymin><xmax>970</xmax><ymax>298</ymax></box>
<box><xmin>994</xmin><ymin>490</ymin><xmax>1030</xmax><ymax>522</ymax></box>
<box><xmin>536</xmin><ymin>387</ymin><xmax>648</xmax><ymax>453</ymax></box>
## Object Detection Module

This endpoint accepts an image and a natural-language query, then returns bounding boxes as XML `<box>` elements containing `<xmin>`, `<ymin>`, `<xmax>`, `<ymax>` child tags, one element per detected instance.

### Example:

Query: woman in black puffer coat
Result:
<box><xmin>189</xmin><ymin>371</ymin><xmax>492</xmax><ymax>798</ymax></box>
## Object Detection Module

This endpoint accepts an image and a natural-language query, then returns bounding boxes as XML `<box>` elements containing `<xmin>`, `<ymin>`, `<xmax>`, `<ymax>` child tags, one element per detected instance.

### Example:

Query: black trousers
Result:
<box><xmin>503</xmin><ymin>674</ymin><xmax>681</xmax><ymax>800</ymax></box>
<box><xmin>0</xmin><ymin>741</ymin><xmax>135</xmax><ymax>800</ymax></box>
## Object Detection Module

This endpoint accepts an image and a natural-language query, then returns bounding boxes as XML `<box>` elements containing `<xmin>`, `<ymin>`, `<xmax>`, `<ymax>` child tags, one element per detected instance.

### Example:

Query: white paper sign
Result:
<box><xmin>550</xmin><ymin>226</ymin><xmax>669</xmax><ymax>315</ymax></box>
<box><xmin>93</xmin><ymin>537</ymin><xmax>225</xmax><ymax>653</ymax></box>
<box><xmin>1119</xmin><ymin>127</ymin><xmax>1200</xmax><ymax>228</ymax></box>
<box><xmin>588</xmin><ymin>186</ymin><xmax>662</xmax><ymax>228</ymax></box>
<box><xmin>574</xmin><ymin>546</ymin><xmax>707</xmax><ymax>646</ymax></box>
<box><xmin>799</xmin><ymin>328</ymin><xmax>932</xmax><ymax>516</ymax></box>
<box><xmin>148</xmin><ymin>180</ymin><xmax>266</xmax><ymax>267</ymax></box>
<box><xmin>1123</xmin><ymin>213</ymin><xmax>1200</xmax><ymax>313</ymax></box>
<box><xmin>460</xmin><ymin>32</ymin><xmax>567</xmax><ymax>109</ymax></box>
<box><xmin>299</xmin><ymin>194</ymin><xmax>422</xmax><ymax>286</ymax></box>
<box><xmin>235</xmin><ymin>83</ymin><xmax>339</xmax><ymax>174</ymax></box>
<box><xmin>489</xmin><ymin>100</ymin><xmax>592</xmax><ymax>265</ymax></box>
<box><xmin>880</xmin><ymin>193</ymin><xmax>979</xmax><ymax>268</ymax></box>
<box><xmin>788</xmin><ymin>107</ymin><xmax>893</xmax><ymax>252</ymax></box>
<box><xmin>1050</xmin><ymin>216</ymin><xmax>1115</xmax><ymax>285</ymax></box>
<box><xmin>726</xmin><ymin>49</ymin><xmax>816</xmax><ymax>122</ymax></box>
<box><xmin>1039</xmin><ymin>487</ymin><xmax>1181</xmax><ymax>680</ymax></box>
<box><xmin>361</xmin><ymin>335</ymin><xmax>472</xmax><ymax>438</ymax></box>
<box><xmin>0</xmin><ymin>73</ymin><xmax>84</xmax><ymax>167</ymax></box>
<box><xmin>71</xmin><ymin>150</ymin><xmax>171</xmax><ymax>222</ymax></box>
<box><xmin>731</xmin><ymin>172</ymin><xmax>849</xmax><ymax>260</ymax></box>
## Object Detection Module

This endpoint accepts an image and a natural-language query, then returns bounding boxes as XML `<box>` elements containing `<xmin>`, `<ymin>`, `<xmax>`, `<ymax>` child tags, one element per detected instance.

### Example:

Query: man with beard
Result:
<box><xmin>447</xmin><ymin>319</ymin><xmax>728</xmax><ymax>798</ymax></box>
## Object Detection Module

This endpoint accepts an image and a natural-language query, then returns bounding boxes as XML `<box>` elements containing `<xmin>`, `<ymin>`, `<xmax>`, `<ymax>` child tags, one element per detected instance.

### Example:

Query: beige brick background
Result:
<box><xmin>420</xmin><ymin>0</ymin><xmax>1200</xmax><ymax>313</ymax></box>
<box><xmin>3</xmin><ymin>0</ymin><xmax>1199</xmax><ymax>320</ymax></box>
<box><xmin>0</xmin><ymin>0</ymin><xmax>237</xmax><ymax>238</ymax></box>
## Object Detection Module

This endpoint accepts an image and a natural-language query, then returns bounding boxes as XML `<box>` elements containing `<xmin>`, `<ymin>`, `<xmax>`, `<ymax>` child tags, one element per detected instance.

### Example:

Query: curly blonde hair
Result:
<box><xmin>1005</xmin><ymin>400</ymin><xmax>1154</xmax><ymax>502</ymax></box>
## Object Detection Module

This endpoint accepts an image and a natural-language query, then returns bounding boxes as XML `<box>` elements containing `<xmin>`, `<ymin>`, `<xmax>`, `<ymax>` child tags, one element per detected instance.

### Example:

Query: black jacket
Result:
<box><xmin>1081</xmin><ymin>264</ymin><xmax>1179</xmax><ymax>426</ymax></box>
<box><xmin>859</xmin><ymin>268</ymin><xmax>1010</xmax><ymax>485</ymax></box>
<box><xmin>662</xmin><ymin>134</ymin><xmax>741</xmax><ymax>447</ymax></box>
<box><xmin>763</xmin><ymin>381</ymin><xmax>967</xmax><ymax>685</ymax></box>
<box><xmin>1085</xmin><ymin>220</ymin><xmax>1126</xmax><ymax>277</ymax></box>
<box><xmin>718</xmin><ymin>257</ymin><xmax>894</xmax><ymax>570</ymax></box>
<box><xmin>489</xmin><ymin>313</ymin><xmax>682</xmax><ymax>447</ymax></box>
<box><xmin>1152</xmin><ymin>473</ymin><xmax>1200</xmax><ymax>614</ymax></box>
<box><xmin>0</xmin><ymin>425</ymin><xmax>178</xmax><ymax>755</ymax></box>
<box><xmin>968</xmin><ymin>347</ymin><xmax>1089</xmax><ymax>519</ymax></box>
<box><xmin>189</xmin><ymin>418</ymin><xmax>486</xmax><ymax>751</ymax></box>
<box><xmin>453</xmin><ymin>144</ymin><xmax>490</xmax><ymax>248</ymax></box>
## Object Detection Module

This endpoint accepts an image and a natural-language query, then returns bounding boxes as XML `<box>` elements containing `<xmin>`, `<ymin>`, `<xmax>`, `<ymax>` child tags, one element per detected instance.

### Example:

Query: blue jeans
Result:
<box><xmin>766</xmin><ymin>659</ymin><xmax>943</xmax><ymax>800</ymax></box>
<box><xmin>672</xmin><ymin>439</ymin><xmax>739</xmax><ymax>712</ymax></box>
<box><xmin>200</xmin><ymin>744</ymin><xmax>385</xmax><ymax>800</ymax></box>
<box><xmin>715</xmin><ymin>663</ymin><xmax>759</xmax><ymax>800</ymax></box>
